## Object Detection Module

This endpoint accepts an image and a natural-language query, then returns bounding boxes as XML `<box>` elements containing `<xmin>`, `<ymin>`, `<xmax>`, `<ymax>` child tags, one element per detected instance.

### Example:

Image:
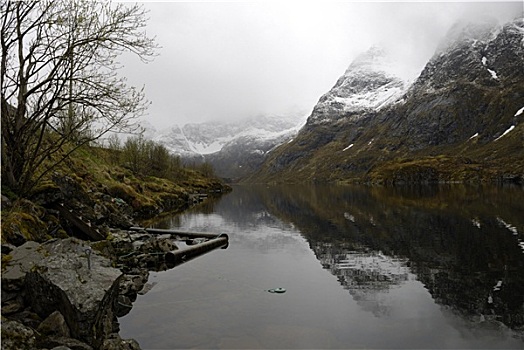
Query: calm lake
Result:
<box><xmin>119</xmin><ymin>184</ymin><xmax>524</xmax><ymax>349</ymax></box>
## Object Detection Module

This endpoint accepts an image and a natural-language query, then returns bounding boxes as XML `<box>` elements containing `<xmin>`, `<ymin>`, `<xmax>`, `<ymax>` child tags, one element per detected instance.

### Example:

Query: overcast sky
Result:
<box><xmin>119</xmin><ymin>1</ymin><xmax>522</xmax><ymax>128</ymax></box>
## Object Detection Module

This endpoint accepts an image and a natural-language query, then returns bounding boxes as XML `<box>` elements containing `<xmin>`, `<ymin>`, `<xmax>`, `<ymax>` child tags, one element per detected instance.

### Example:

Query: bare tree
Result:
<box><xmin>1</xmin><ymin>0</ymin><xmax>157</xmax><ymax>195</ymax></box>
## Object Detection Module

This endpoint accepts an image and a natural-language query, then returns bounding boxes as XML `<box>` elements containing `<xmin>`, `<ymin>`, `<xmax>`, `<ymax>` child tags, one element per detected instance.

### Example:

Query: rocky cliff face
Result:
<box><xmin>248</xmin><ymin>17</ymin><xmax>524</xmax><ymax>184</ymax></box>
<box><xmin>391</xmin><ymin>18</ymin><xmax>524</xmax><ymax>150</ymax></box>
<box><xmin>205</xmin><ymin>130</ymin><xmax>297</xmax><ymax>180</ymax></box>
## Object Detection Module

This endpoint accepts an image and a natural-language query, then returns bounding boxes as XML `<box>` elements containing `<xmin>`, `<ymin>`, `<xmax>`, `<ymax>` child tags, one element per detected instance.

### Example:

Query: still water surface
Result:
<box><xmin>120</xmin><ymin>184</ymin><xmax>524</xmax><ymax>349</ymax></box>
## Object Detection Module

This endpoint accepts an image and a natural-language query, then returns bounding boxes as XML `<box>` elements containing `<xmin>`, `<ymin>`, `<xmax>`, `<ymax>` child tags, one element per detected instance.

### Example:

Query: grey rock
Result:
<box><xmin>1</xmin><ymin>194</ymin><xmax>12</xmax><ymax>208</ymax></box>
<box><xmin>137</xmin><ymin>282</ymin><xmax>157</xmax><ymax>295</ymax></box>
<box><xmin>1</xmin><ymin>241</ymin><xmax>44</xmax><ymax>291</ymax></box>
<box><xmin>115</xmin><ymin>295</ymin><xmax>133</xmax><ymax>317</ymax></box>
<box><xmin>2</xmin><ymin>238</ymin><xmax>123</xmax><ymax>349</ymax></box>
<box><xmin>1</xmin><ymin>298</ymin><xmax>24</xmax><ymax>315</ymax></box>
<box><xmin>6</xmin><ymin>310</ymin><xmax>42</xmax><ymax>329</ymax></box>
<box><xmin>1</xmin><ymin>320</ymin><xmax>36</xmax><ymax>350</ymax></box>
<box><xmin>37</xmin><ymin>311</ymin><xmax>71</xmax><ymax>338</ymax></box>
<box><xmin>40</xmin><ymin>336</ymin><xmax>93</xmax><ymax>350</ymax></box>
<box><xmin>29</xmin><ymin>239</ymin><xmax>121</xmax><ymax>348</ymax></box>
<box><xmin>108</xmin><ymin>231</ymin><xmax>134</xmax><ymax>254</ymax></box>
<box><xmin>100</xmin><ymin>333</ymin><xmax>141</xmax><ymax>350</ymax></box>
<box><xmin>119</xmin><ymin>273</ymin><xmax>148</xmax><ymax>298</ymax></box>
<box><xmin>1</xmin><ymin>243</ymin><xmax>16</xmax><ymax>254</ymax></box>
<box><xmin>134</xmin><ymin>235</ymin><xmax>177</xmax><ymax>254</ymax></box>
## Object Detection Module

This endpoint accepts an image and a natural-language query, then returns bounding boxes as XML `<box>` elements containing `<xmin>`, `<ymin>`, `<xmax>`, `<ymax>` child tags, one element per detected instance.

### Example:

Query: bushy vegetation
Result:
<box><xmin>103</xmin><ymin>135</ymin><xmax>216</xmax><ymax>181</ymax></box>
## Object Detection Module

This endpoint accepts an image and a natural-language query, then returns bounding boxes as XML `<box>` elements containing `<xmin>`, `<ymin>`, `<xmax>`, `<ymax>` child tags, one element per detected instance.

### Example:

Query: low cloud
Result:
<box><xmin>120</xmin><ymin>2</ymin><xmax>522</xmax><ymax>128</ymax></box>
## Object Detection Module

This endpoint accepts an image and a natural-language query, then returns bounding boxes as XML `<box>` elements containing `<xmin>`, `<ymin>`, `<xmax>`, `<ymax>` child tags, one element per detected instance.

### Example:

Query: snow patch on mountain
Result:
<box><xmin>494</xmin><ymin>125</ymin><xmax>515</xmax><ymax>141</ymax></box>
<box><xmin>487</xmin><ymin>68</ymin><xmax>499</xmax><ymax>80</ymax></box>
<box><xmin>309</xmin><ymin>46</ymin><xmax>411</xmax><ymax>125</ymax></box>
<box><xmin>331</xmin><ymin>80</ymin><xmax>406</xmax><ymax>112</ymax></box>
<box><xmin>342</xmin><ymin>144</ymin><xmax>354</xmax><ymax>151</ymax></box>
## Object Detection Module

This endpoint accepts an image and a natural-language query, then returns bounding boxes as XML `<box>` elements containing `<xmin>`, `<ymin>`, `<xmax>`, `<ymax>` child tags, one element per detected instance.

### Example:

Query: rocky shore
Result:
<box><xmin>1</xmin><ymin>226</ymin><xmax>228</xmax><ymax>350</ymax></box>
<box><xmin>1</xmin><ymin>170</ymin><xmax>231</xmax><ymax>349</ymax></box>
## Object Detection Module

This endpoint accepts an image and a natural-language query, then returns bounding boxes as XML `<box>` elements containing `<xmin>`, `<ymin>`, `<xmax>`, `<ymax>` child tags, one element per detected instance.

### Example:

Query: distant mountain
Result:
<box><xmin>247</xmin><ymin>17</ymin><xmax>524</xmax><ymax>184</ymax></box>
<box><xmin>148</xmin><ymin>114</ymin><xmax>306</xmax><ymax>180</ymax></box>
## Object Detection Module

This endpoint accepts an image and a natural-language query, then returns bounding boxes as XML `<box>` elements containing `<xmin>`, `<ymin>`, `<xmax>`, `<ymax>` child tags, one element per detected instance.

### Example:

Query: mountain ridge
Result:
<box><xmin>148</xmin><ymin>113</ymin><xmax>306</xmax><ymax>158</ymax></box>
<box><xmin>246</xmin><ymin>17</ymin><xmax>524</xmax><ymax>184</ymax></box>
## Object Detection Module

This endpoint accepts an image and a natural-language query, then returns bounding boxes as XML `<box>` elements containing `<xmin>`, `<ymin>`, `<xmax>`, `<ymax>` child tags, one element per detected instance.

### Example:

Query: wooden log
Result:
<box><xmin>129</xmin><ymin>227</ymin><xmax>221</xmax><ymax>239</ymax></box>
<box><xmin>54</xmin><ymin>203</ymin><xmax>105</xmax><ymax>241</ymax></box>
<box><xmin>164</xmin><ymin>234</ymin><xmax>229</xmax><ymax>268</ymax></box>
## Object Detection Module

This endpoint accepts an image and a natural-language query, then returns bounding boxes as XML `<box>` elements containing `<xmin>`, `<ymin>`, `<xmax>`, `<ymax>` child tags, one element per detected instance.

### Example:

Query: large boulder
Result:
<box><xmin>2</xmin><ymin>238</ymin><xmax>123</xmax><ymax>348</ymax></box>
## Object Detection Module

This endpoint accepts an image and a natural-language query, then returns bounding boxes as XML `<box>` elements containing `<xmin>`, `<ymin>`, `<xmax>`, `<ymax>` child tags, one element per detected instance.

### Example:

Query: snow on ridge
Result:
<box><xmin>191</xmin><ymin>140</ymin><xmax>223</xmax><ymax>155</ymax></box>
<box><xmin>310</xmin><ymin>46</ymin><xmax>413</xmax><ymax>125</ymax></box>
<box><xmin>192</xmin><ymin>125</ymin><xmax>299</xmax><ymax>155</ymax></box>
<box><xmin>471</xmin><ymin>218</ymin><xmax>481</xmax><ymax>228</ymax></box>
<box><xmin>494</xmin><ymin>125</ymin><xmax>515</xmax><ymax>141</ymax></box>
<box><xmin>497</xmin><ymin>217</ymin><xmax>524</xmax><ymax>254</ymax></box>
<box><xmin>511</xmin><ymin>20</ymin><xmax>524</xmax><ymax>45</ymax></box>
<box><xmin>330</xmin><ymin>81</ymin><xmax>407</xmax><ymax>114</ymax></box>
<box><xmin>480</xmin><ymin>55</ymin><xmax>498</xmax><ymax>80</ymax></box>
<box><xmin>493</xmin><ymin>280</ymin><xmax>502</xmax><ymax>292</ymax></box>
<box><xmin>469</xmin><ymin>133</ymin><xmax>479</xmax><ymax>140</ymax></box>
<box><xmin>155</xmin><ymin>115</ymin><xmax>306</xmax><ymax>156</ymax></box>
<box><xmin>487</xmin><ymin>68</ymin><xmax>498</xmax><ymax>80</ymax></box>
<box><xmin>342</xmin><ymin>144</ymin><xmax>354</xmax><ymax>151</ymax></box>
<box><xmin>515</xmin><ymin>106</ymin><xmax>524</xmax><ymax>117</ymax></box>
<box><xmin>497</xmin><ymin>217</ymin><xmax>518</xmax><ymax>235</ymax></box>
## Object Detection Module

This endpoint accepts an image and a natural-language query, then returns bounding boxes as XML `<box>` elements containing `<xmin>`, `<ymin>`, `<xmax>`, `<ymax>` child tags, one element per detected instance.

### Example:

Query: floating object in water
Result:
<box><xmin>268</xmin><ymin>287</ymin><xmax>286</xmax><ymax>294</ymax></box>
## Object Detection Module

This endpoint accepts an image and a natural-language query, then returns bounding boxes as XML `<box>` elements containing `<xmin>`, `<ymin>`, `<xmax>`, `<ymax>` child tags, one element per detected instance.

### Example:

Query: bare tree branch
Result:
<box><xmin>1</xmin><ymin>0</ymin><xmax>158</xmax><ymax>195</ymax></box>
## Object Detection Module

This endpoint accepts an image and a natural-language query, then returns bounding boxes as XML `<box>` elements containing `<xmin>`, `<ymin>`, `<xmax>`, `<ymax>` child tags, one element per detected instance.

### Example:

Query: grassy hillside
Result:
<box><xmin>1</xmin><ymin>144</ymin><xmax>230</xmax><ymax>245</ymax></box>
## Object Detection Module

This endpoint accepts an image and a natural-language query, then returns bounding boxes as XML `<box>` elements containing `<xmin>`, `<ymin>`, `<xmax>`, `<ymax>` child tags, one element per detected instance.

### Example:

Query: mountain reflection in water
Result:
<box><xmin>121</xmin><ymin>184</ymin><xmax>524</xmax><ymax>349</ymax></box>
<box><xmin>260</xmin><ymin>184</ymin><xmax>524</xmax><ymax>331</ymax></box>
<box><xmin>317</xmin><ymin>245</ymin><xmax>410</xmax><ymax>317</ymax></box>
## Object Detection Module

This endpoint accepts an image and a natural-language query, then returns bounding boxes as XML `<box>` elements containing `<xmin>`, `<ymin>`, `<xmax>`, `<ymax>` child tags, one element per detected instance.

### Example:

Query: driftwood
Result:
<box><xmin>129</xmin><ymin>227</ymin><xmax>229</xmax><ymax>268</ymax></box>
<box><xmin>165</xmin><ymin>234</ymin><xmax>229</xmax><ymax>267</ymax></box>
<box><xmin>54</xmin><ymin>203</ymin><xmax>105</xmax><ymax>241</ymax></box>
<box><xmin>129</xmin><ymin>227</ymin><xmax>222</xmax><ymax>239</ymax></box>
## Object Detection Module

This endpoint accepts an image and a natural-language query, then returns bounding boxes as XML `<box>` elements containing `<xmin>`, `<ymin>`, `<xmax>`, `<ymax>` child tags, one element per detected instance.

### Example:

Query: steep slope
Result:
<box><xmin>247</xmin><ymin>18</ymin><xmax>524</xmax><ymax>184</ymax></box>
<box><xmin>204</xmin><ymin>126</ymin><xmax>301</xmax><ymax>180</ymax></box>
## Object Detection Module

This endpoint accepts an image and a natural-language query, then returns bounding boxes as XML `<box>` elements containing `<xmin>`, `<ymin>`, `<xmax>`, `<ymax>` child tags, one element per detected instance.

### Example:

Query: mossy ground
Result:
<box><xmin>1</xmin><ymin>145</ymin><xmax>230</xmax><ymax>245</ymax></box>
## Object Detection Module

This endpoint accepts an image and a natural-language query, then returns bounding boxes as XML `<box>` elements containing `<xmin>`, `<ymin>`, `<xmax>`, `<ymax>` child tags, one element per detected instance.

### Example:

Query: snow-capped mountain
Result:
<box><xmin>146</xmin><ymin>114</ymin><xmax>305</xmax><ymax>180</ymax></box>
<box><xmin>309</xmin><ymin>46</ymin><xmax>410</xmax><ymax>125</ymax></box>
<box><xmin>152</xmin><ymin>114</ymin><xmax>305</xmax><ymax>159</ymax></box>
<box><xmin>248</xmin><ymin>17</ymin><xmax>524</xmax><ymax>184</ymax></box>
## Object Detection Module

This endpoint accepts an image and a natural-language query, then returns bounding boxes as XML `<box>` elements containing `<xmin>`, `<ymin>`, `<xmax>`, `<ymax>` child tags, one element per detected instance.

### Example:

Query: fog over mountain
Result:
<box><xmin>247</xmin><ymin>16</ymin><xmax>524</xmax><ymax>184</ymax></box>
<box><xmin>120</xmin><ymin>2</ymin><xmax>522</xmax><ymax>129</ymax></box>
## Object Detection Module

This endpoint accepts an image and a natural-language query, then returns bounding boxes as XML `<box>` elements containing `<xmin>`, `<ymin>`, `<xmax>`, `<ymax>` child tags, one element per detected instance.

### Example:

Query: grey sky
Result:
<box><xmin>119</xmin><ymin>1</ymin><xmax>523</xmax><ymax>128</ymax></box>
